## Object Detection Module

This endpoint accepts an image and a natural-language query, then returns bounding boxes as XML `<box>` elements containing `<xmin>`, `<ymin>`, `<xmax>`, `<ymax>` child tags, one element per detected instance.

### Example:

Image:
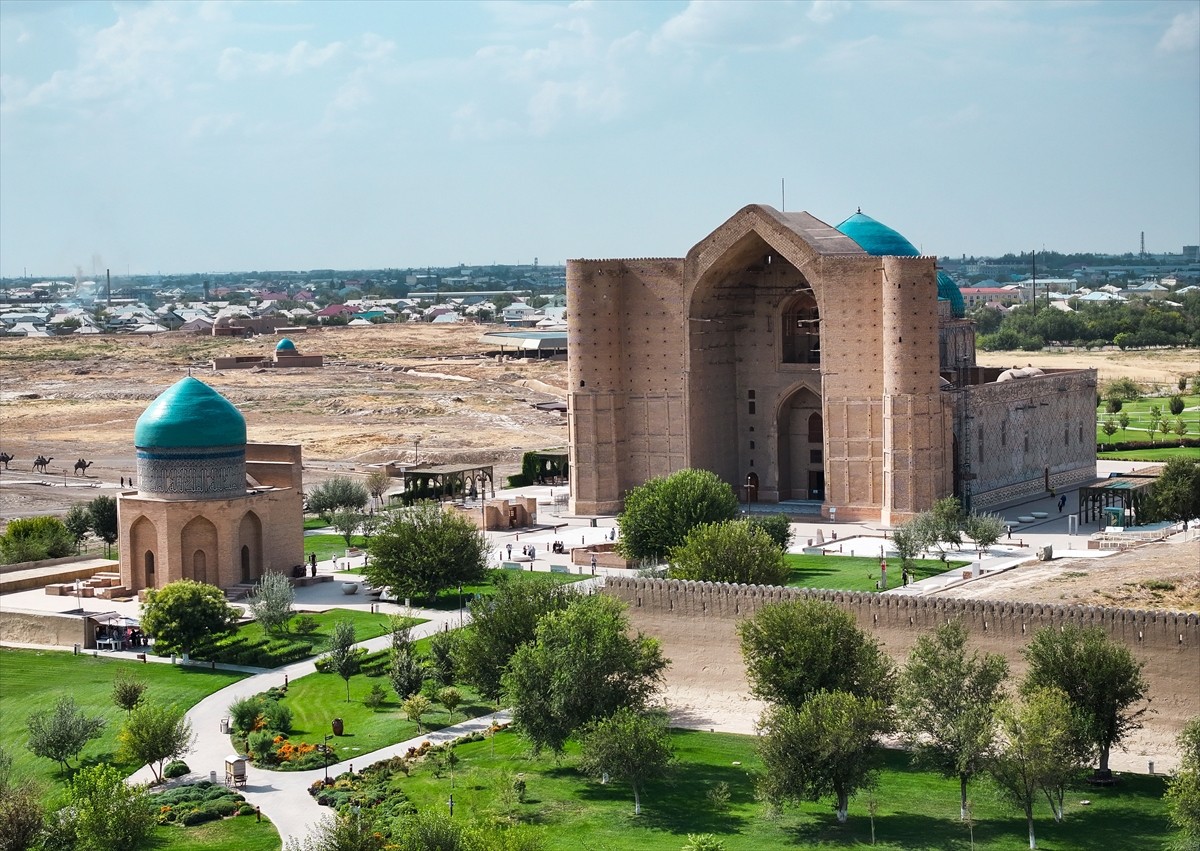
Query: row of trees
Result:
<box><xmin>737</xmin><ymin>595</ymin><xmax>1151</xmax><ymax>849</ymax></box>
<box><xmin>892</xmin><ymin>497</ymin><xmax>1005</xmax><ymax>569</ymax></box>
<box><xmin>0</xmin><ymin>495</ymin><xmax>118</xmax><ymax>565</ymax></box>
<box><xmin>974</xmin><ymin>294</ymin><xmax>1200</xmax><ymax>351</ymax></box>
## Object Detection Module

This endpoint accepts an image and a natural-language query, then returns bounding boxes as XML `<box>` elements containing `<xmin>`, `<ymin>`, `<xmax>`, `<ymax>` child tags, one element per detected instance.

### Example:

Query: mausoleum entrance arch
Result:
<box><xmin>776</xmin><ymin>384</ymin><xmax>824</xmax><ymax>502</ymax></box>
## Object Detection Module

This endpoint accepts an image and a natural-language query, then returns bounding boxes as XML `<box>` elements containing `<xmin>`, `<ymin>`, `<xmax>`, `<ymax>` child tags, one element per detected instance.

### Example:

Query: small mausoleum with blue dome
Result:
<box><xmin>118</xmin><ymin>376</ymin><xmax>305</xmax><ymax>595</ymax></box>
<box><xmin>566</xmin><ymin>203</ymin><xmax>1098</xmax><ymax>524</ymax></box>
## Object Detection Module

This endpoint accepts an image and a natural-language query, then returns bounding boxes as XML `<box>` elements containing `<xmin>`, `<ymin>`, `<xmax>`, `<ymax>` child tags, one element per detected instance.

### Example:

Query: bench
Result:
<box><xmin>550</xmin><ymin>565</ymin><xmax>571</xmax><ymax>575</ymax></box>
<box><xmin>502</xmin><ymin>561</ymin><xmax>523</xmax><ymax>571</ymax></box>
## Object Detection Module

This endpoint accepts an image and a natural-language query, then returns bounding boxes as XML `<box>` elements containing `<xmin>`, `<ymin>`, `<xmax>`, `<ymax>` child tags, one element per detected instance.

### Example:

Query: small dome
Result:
<box><xmin>275</xmin><ymin>338</ymin><xmax>297</xmax><ymax>353</ymax></box>
<box><xmin>837</xmin><ymin>211</ymin><xmax>965</xmax><ymax>318</ymax></box>
<box><xmin>134</xmin><ymin>376</ymin><xmax>247</xmax><ymax>448</ymax></box>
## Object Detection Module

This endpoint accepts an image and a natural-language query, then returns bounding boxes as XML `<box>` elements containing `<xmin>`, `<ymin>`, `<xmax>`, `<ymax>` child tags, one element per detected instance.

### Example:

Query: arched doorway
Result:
<box><xmin>238</xmin><ymin>512</ymin><xmax>263</xmax><ymax>585</ymax></box>
<box><xmin>781</xmin><ymin>290</ymin><xmax>821</xmax><ymax>364</ymax></box>
<box><xmin>144</xmin><ymin>551</ymin><xmax>155</xmax><ymax>590</ymax></box>
<box><xmin>128</xmin><ymin>516</ymin><xmax>157</xmax><ymax>592</ymax></box>
<box><xmin>776</xmin><ymin>386</ymin><xmax>823</xmax><ymax>501</ymax></box>
<box><xmin>192</xmin><ymin>550</ymin><xmax>207</xmax><ymax>585</ymax></box>
<box><xmin>180</xmin><ymin>516</ymin><xmax>218</xmax><ymax>585</ymax></box>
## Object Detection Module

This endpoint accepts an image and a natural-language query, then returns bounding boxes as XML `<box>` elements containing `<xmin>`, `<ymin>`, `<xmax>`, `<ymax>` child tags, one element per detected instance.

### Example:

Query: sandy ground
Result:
<box><xmin>1</xmin><ymin>324</ymin><xmax>569</xmax><ymax>520</ymax></box>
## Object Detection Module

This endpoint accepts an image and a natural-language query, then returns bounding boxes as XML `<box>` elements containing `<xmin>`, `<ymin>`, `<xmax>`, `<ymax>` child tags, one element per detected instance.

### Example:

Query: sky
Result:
<box><xmin>1</xmin><ymin>0</ymin><xmax>1198</xmax><ymax>278</ymax></box>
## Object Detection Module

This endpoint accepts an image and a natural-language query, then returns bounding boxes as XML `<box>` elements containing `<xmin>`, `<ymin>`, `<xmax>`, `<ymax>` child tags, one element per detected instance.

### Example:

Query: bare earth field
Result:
<box><xmin>0</xmin><ymin>324</ymin><xmax>569</xmax><ymax>520</ymax></box>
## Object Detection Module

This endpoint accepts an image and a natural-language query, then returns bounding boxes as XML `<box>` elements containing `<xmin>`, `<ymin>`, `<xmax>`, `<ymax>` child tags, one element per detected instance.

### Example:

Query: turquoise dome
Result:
<box><xmin>134</xmin><ymin>376</ymin><xmax>247</xmax><ymax>449</ymax></box>
<box><xmin>275</xmin><ymin>338</ymin><xmax>296</xmax><ymax>353</ymax></box>
<box><xmin>836</xmin><ymin>211</ymin><xmax>965</xmax><ymax>318</ymax></box>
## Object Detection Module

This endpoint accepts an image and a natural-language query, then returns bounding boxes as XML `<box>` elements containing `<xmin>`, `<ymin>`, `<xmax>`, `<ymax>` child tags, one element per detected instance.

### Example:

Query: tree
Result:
<box><xmin>247</xmin><ymin>571</ymin><xmax>296</xmax><ymax>635</ymax></box>
<box><xmin>502</xmin><ymin>594</ymin><xmax>668</xmax><ymax>754</ymax></box>
<box><xmin>64</xmin><ymin>503</ymin><xmax>93</xmax><ymax>553</ymax></box>
<box><xmin>1104</xmin><ymin>398</ymin><xmax>1123</xmax><ymax>414</ymax></box>
<box><xmin>738</xmin><ymin>598</ymin><xmax>894</xmax><ymax>711</ymax></box>
<box><xmin>87</xmin><ymin>495</ymin><xmax>119</xmax><ymax>556</ymax></box>
<box><xmin>578</xmin><ymin>708</ymin><xmax>674</xmax><ymax>815</ymax></box>
<box><xmin>453</xmin><ymin>572</ymin><xmax>572</xmax><ymax>702</ymax></box>
<box><xmin>668</xmin><ymin>521</ymin><xmax>789</xmax><ymax>586</ymax></box>
<box><xmin>963</xmin><ymin>512</ymin><xmax>1006</xmax><ymax>557</ymax></box>
<box><xmin>0</xmin><ymin>746</ymin><xmax>43</xmax><ymax>851</ymax></box>
<box><xmin>891</xmin><ymin>521</ymin><xmax>925</xmax><ymax>572</ymax></box>
<box><xmin>617</xmin><ymin>468</ymin><xmax>739</xmax><ymax>562</ymax></box>
<box><xmin>427</xmin><ymin>628</ymin><xmax>459</xmax><ymax>688</ymax></box>
<box><xmin>1148</xmin><ymin>405</ymin><xmax>1163</xmax><ymax>444</ymax></box>
<box><xmin>63</xmin><ymin>763</ymin><xmax>155</xmax><ymax>851</ymax></box>
<box><xmin>307</xmin><ymin>476</ymin><xmax>370</xmax><ymax>522</ymax></box>
<box><xmin>1169</xmin><ymin>394</ymin><xmax>1186</xmax><ymax>416</ymax></box>
<box><xmin>331</xmin><ymin>510</ymin><xmax>365</xmax><ymax>547</ymax></box>
<box><xmin>1147</xmin><ymin>458</ymin><xmax>1200</xmax><ymax>527</ymax></box>
<box><xmin>322</xmin><ymin>619</ymin><xmax>360</xmax><ymax>702</ymax></box>
<box><xmin>1165</xmin><ymin>716</ymin><xmax>1200</xmax><ymax>848</ymax></box>
<box><xmin>0</xmin><ymin>515</ymin><xmax>75</xmax><ymax>564</ymax></box>
<box><xmin>118</xmin><ymin>702</ymin><xmax>195</xmax><ymax>782</ymax></box>
<box><xmin>757</xmin><ymin>690</ymin><xmax>890</xmax><ymax>823</ymax></box>
<box><xmin>366</xmin><ymin>469</ymin><xmax>391</xmax><ymax>507</ymax></box>
<box><xmin>1101</xmin><ymin>417</ymin><xmax>1118</xmax><ymax>439</ymax></box>
<box><xmin>1118</xmin><ymin>410</ymin><xmax>1130</xmax><ymax>437</ymax></box>
<box><xmin>437</xmin><ymin>686</ymin><xmax>463</xmax><ymax>722</ymax></box>
<box><xmin>402</xmin><ymin>694</ymin><xmax>431</xmax><ymax>733</ymax></box>
<box><xmin>989</xmin><ymin>688</ymin><xmax>1087</xmax><ymax>849</ymax></box>
<box><xmin>366</xmin><ymin>501</ymin><xmax>489</xmax><ymax>604</ymax></box>
<box><xmin>746</xmin><ymin>513</ymin><xmax>794</xmax><ymax>550</ymax></box>
<box><xmin>111</xmin><ymin>670</ymin><xmax>148</xmax><ymax>714</ymax></box>
<box><xmin>26</xmin><ymin>695</ymin><xmax>105</xmax><ymax>772</ymax></box>
<box><xmin>896</xmin><ymin>620</ymin><xmax>1008</xmax><ymax>819</ymax></box>
<box><xmin>1103</xmin><ymin>377</ymin><xmax>1142</xmax><ymax>401</ymax></box>
<box><xmin>1175</xmin><ymin>418</ymin><xmax>1191</xmax><ymax>444</ymax></box>
<box><xmin>140</xmin><ymin>580</ymin><xmax>237</xmax><ymax>659</ymax></box>
<box><xmin>388</xmin><ymin>619</ymin><xmax>426</xmax><ymax>700</ymax></box>
<box><xmin>1021</xmin><ymin>624</ymin><xmax>1149</xmax><ymax>777</ymax></box>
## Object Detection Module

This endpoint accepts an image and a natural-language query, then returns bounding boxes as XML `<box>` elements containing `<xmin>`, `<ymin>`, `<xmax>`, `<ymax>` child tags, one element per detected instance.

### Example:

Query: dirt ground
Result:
<box><xmin>1</xmin><ymin>324</ymin><xmax>569</xmax><ymax>520</ymax></box>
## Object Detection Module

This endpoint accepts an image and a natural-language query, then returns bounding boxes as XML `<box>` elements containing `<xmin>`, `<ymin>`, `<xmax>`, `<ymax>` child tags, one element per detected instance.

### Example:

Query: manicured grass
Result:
<box><xmin>0</xmin><ymin>648</ymin><xmax>246</xmax><ymax>803</ymax></box>
<box><xmin>195</xmin><ymin>608</ymin><xmax>409</xmax><ymax>668</ymax></box>
<box><xmin>1098</xmin><ymin>446</ymin><xmax>1200</xmax><ymax>461</ymax></box>
<box><xmin>390</xmin><ymin>729</ymin><xmax>1172</xmax><ymax>850</ymax></box>
<box><xmin>419</xmin><ymin>570</ymin><xmax>590</xmax><ymax>611</ymax></box>
<box><xmin>248</xmin><ymin>667</ymin><xmax>493</xmax><ymax>769</ymax></box>
<box><xmin>302</xmin><ymin>533</ymin><xmax>368</xmax><ymax>562</ymax></box>
<box><xmin>786</xmin><ymin>554</ymin><xmax>969</xmax><ymax>593</ymax></box>
<box><xmin>303</xmin><ymin>516</ymin><xmax>331</xmax><ymax>531</ymax></box>
<box><xmin>1095</xmin><ymin>393</ymin><xmax>1199</xmax><ymax>444</ymax></box>
<box><xmin>151</xmin><ymin>815</ymin><xmax>281</xmax><ymax>850</ymax></box>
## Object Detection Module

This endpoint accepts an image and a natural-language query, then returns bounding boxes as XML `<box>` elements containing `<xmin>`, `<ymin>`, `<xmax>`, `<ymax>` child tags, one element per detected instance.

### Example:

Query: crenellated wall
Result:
<box><xmin>604</xmin><ymin>577</ymin><xmax>1199</xmax><ymax>740</ymax></box>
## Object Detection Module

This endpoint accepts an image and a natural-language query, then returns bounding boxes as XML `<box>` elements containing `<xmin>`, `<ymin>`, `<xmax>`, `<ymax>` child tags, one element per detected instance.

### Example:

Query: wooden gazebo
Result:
<box><xmin>397</xmin><ymin>463</ymin><xmax>496</xmax><ymax>504</ymax></box>
<box><xmin>1078</xmin><ymin>468</ymin><xmax>1161</xmax><ymax>528</ymax></box>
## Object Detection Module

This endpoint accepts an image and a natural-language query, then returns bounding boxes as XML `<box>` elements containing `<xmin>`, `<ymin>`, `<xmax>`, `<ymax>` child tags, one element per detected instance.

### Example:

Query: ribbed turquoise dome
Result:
<box><xmin>134</xmin><ymin>377</ymin><xmax>247</xmax><ymax>449</ymax></box>
<box><xmin>837</xmin><ymin>211</ymin><xmax>965</xmax><ymax>318</ymax></box>
<box><xmin>836</xmin><ymin>212</ymin><xmax>919</xmax><ymax>257</ymax></box>
<box><xmin>275</xmin><ymin>338</ymin><xmax>296</xmax><ymax>352</ymax></box>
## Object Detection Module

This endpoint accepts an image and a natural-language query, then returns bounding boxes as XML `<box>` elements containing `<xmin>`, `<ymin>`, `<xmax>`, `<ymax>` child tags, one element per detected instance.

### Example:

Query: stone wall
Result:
<box><xmin>604</xmin><ymin>577</ymin><xmax>1199</xmax><ymax>739</ymax></box>
<box><xmin>0</xmin><ymin>609</ymin><xmax>91</xmax><ymax>648</ymax></box>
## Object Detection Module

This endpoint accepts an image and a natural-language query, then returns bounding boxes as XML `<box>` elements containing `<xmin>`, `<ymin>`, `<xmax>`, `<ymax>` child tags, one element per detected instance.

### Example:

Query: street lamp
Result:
<box><xmin>323</xmin><ymin>734</ymin><xmax>332</xmax><ymax>784</ymax></box>
<box><xmin>457</xmin><ymin>584</ymin><xmax>464</xmax><ymax>627</ymax></box>
<box><xmin>413</xmin><ymin>437</ymin><xmax>422</xmax><ymax>465</ymax></box>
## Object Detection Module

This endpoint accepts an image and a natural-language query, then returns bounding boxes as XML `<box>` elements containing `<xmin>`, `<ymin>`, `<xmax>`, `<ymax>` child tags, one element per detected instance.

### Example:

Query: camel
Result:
<box><xmin>74</xmin><ymin>459</ymin><xmax>93</xmax><ymax>476</ymax></box>
<box><xmin>33</xmin><ymin>455</ymin><xmax>53</xmax><ymax>474</ymax></box>
<box><xmin>0</xmin><ymin>452</ymin><xmax>12</xmax><ymax>470</ymax></box>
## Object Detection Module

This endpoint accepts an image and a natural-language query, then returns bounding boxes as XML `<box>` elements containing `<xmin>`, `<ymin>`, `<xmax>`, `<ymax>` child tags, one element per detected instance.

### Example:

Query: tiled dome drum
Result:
<box><xmin>134</xmin><ymin>377</ymin><xmax>248</xmax><ymax>500</ymax></box>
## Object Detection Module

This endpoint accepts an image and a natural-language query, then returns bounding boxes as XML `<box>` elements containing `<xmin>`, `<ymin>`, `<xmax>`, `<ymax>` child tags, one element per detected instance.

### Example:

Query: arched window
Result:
<box><xmin>781</xmin><ymin>290</ymin><xmax>820</xmax><ymax>364</ymax></box>
<box><xmin>807</xmin><ymin>412</ymin><xmax>823</xmax><ymax>443</ymax></box>
<box><xmin>241</xmin><ymin>546</ymin><xmax>251</xmax><ymax>583</ymax></box>
<box><xmin>144</xmin><ymin>551</ymin><xmax>155</xmax><ymax>589</ymax></box>
<box><xmin>192</xmin><ymin>550</ymin><xmax>207</xmax><ymax>585</ymax></box>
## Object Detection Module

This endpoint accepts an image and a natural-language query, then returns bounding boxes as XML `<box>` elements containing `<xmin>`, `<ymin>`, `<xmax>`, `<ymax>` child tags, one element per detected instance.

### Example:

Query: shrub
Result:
<box><xmin>247</xmin><ymin>730</ymin><xmax>277</xmax><ymax>765</ymax></box>
<box><xmin>180</xmin><ymin>808</ymin><xmax>218</xmax><ymax>827</ymax></box>
<box><xmin>228</xmin><ymin>695</ymin><xmax>266</xmax><ymax>735</ymax></box>
<box><xmin>262</xmin><ymin>699</ymin><xmax>292</xmax><ymax>734</ymax></box>
<box><xmin>293</xmin><ymin>615</ymin><xmax>319</xmax><ymax>635</ymax></box>
<box><xmin>211</xmin><ymin>799</ymin><xmax>240</xmax><ymax>817</ymax></box>
<box><xmin>364</xmin><ymin>682</ymin><xmax>388</xmax><ymax>710</ymax></box>
<box><xmin>163</xmin><ymin>760</ymin><xmax>190</xmax><ymax>779</ymax></box>
<box><xmin>238</xmin><ymin>804</ymin><xmax>257</xmax><ymax>816</ymax></box>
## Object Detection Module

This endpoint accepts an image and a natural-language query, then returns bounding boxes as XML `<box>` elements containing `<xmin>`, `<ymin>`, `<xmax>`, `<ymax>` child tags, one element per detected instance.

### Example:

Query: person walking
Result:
<box><xmin>1058</xmin><ymin>494</ymin><xmax>1067</xmax><ymax>513</ymax></box>
<box><xmin>590</xmin><ymin>553</ymin><xmax>597</xmax><ymax>575</ymax></box>
<box><xmin>506</xmin><ymin>543</ymin><xmax>513</xmax><ymax>560</ymax></box>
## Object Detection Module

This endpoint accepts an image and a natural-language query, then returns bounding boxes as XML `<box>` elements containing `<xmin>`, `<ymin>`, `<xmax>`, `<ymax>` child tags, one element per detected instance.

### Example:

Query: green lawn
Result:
<box><xmin>235</xmin><ymin>608</ymin><xmax>400</xmax><ymax>655</ymax></box>
<box><xmin>786</xmin><ymin>554</ymin><xmax>969</xmax><ymax>593</ymax></box>
<box><xmin>302</xmin><ymin>533</ymin><xmax>368</xmax><ymax>562</ymax></box>
<box><xmin>1095</xmin><ymin>393</ymin><xmax>1199</xmax><ymax>445</ymax></box>
<box><xmin>387</xmin><ymin>729</ymin><xmax>1173</xmax><ymax>850</ymax></box>
<box><xmin>303</xmin><ymin>516</ymin><xmax>331</xmax><ymax>531</ymax></box>
<box><xmin>242</xmin><ymin>666</ymin><xmax>493</xmax><ymax>769</ymax></box>
<box><xmin>151</xmin><ymin>814</ymin><xmax>281</xmax><ymax>850</ymax></box>
<box><xmin>0</xmin><ymin>648</ymin><xmax>246</xmax><ymax>803</ymax></box>
<box><xmin>1098</xmin><ymin>446</ymin><xmax>1200</xmax><ymax>461</ymax></box>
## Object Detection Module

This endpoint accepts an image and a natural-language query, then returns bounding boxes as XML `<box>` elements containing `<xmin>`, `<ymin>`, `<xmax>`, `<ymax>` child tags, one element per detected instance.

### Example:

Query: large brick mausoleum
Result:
<box><xmin>117</xmin><ymin>376</ymin><xmax>304</xmax><ymax>593</ymax></box>
<box><xmin>567</xmin><ymin>204</ymin><xmax>1097</xmax><ymax>524</ymax></box>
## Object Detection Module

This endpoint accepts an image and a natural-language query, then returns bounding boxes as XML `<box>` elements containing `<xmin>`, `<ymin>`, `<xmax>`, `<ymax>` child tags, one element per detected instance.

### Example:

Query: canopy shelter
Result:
<box><xmin>524</xmin><ymin>450</ymin><xmax>569</xmax><ymax>485</ymax></box>
<box><xmin>397</xmin><ymin>463</ymin><xmax>495</xmax><ymax>505</ymax></box>
<box><xmin>1078</xmin><ymin>468</ymin><xmax>1160</xmax><ymax>528</ymax></box>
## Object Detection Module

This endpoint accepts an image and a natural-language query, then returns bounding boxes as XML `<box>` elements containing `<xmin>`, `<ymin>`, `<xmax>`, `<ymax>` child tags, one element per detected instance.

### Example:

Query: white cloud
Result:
<box><xmin>808</xmin><ymin>1</ymin><xmax>850</xmax><ymax>24</ymax></box>
<box><xmin>656</xmin><ymin>0</ymin><xmax>808</xmax><ymax>51</ymax></box>
<box><xmin>1157</xmin><ymin>8</ymin><xmax>1199</xmax><ymax>54</ymax></box>
<box><xmin>217</xmin><ymin>40</ymin><xmax>344</xmax><ymax>81</ymax></box>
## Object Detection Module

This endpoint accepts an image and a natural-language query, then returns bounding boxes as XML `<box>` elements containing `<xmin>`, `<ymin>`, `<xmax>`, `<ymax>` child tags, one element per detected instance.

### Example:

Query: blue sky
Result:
<box><xmin>1</xmin><ymin>0</ymin><xmax>1197</xmax><ymax>277</ymax></box>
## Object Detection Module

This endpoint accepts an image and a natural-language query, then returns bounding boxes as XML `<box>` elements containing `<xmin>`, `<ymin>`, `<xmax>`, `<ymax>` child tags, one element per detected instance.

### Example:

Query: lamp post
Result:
<box><xmin>457</xmin><ymin>584</ymin><xmax>464</xmax><ymax>628</ymax></box>
<box><xmin>413</xmin><ymin>437</ymin><xmax>422</xmax><ymax>465</ymax></box>
<box><xmin>323</xmin><ymin>734</ymin><xmax>332</xmax><ymax>785</ymax></box>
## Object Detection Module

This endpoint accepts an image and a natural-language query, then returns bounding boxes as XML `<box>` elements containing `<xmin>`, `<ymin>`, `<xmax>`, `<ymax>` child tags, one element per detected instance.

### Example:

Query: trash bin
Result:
<box><xmin>220</xmin><ymin>718</ymin><xmax>230</xmax><ymax>734</ymax></box>
<box><xmin>210</xmin><ymin>770</ymin><xmax>217</xmax><ymax>784</ymax></box>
